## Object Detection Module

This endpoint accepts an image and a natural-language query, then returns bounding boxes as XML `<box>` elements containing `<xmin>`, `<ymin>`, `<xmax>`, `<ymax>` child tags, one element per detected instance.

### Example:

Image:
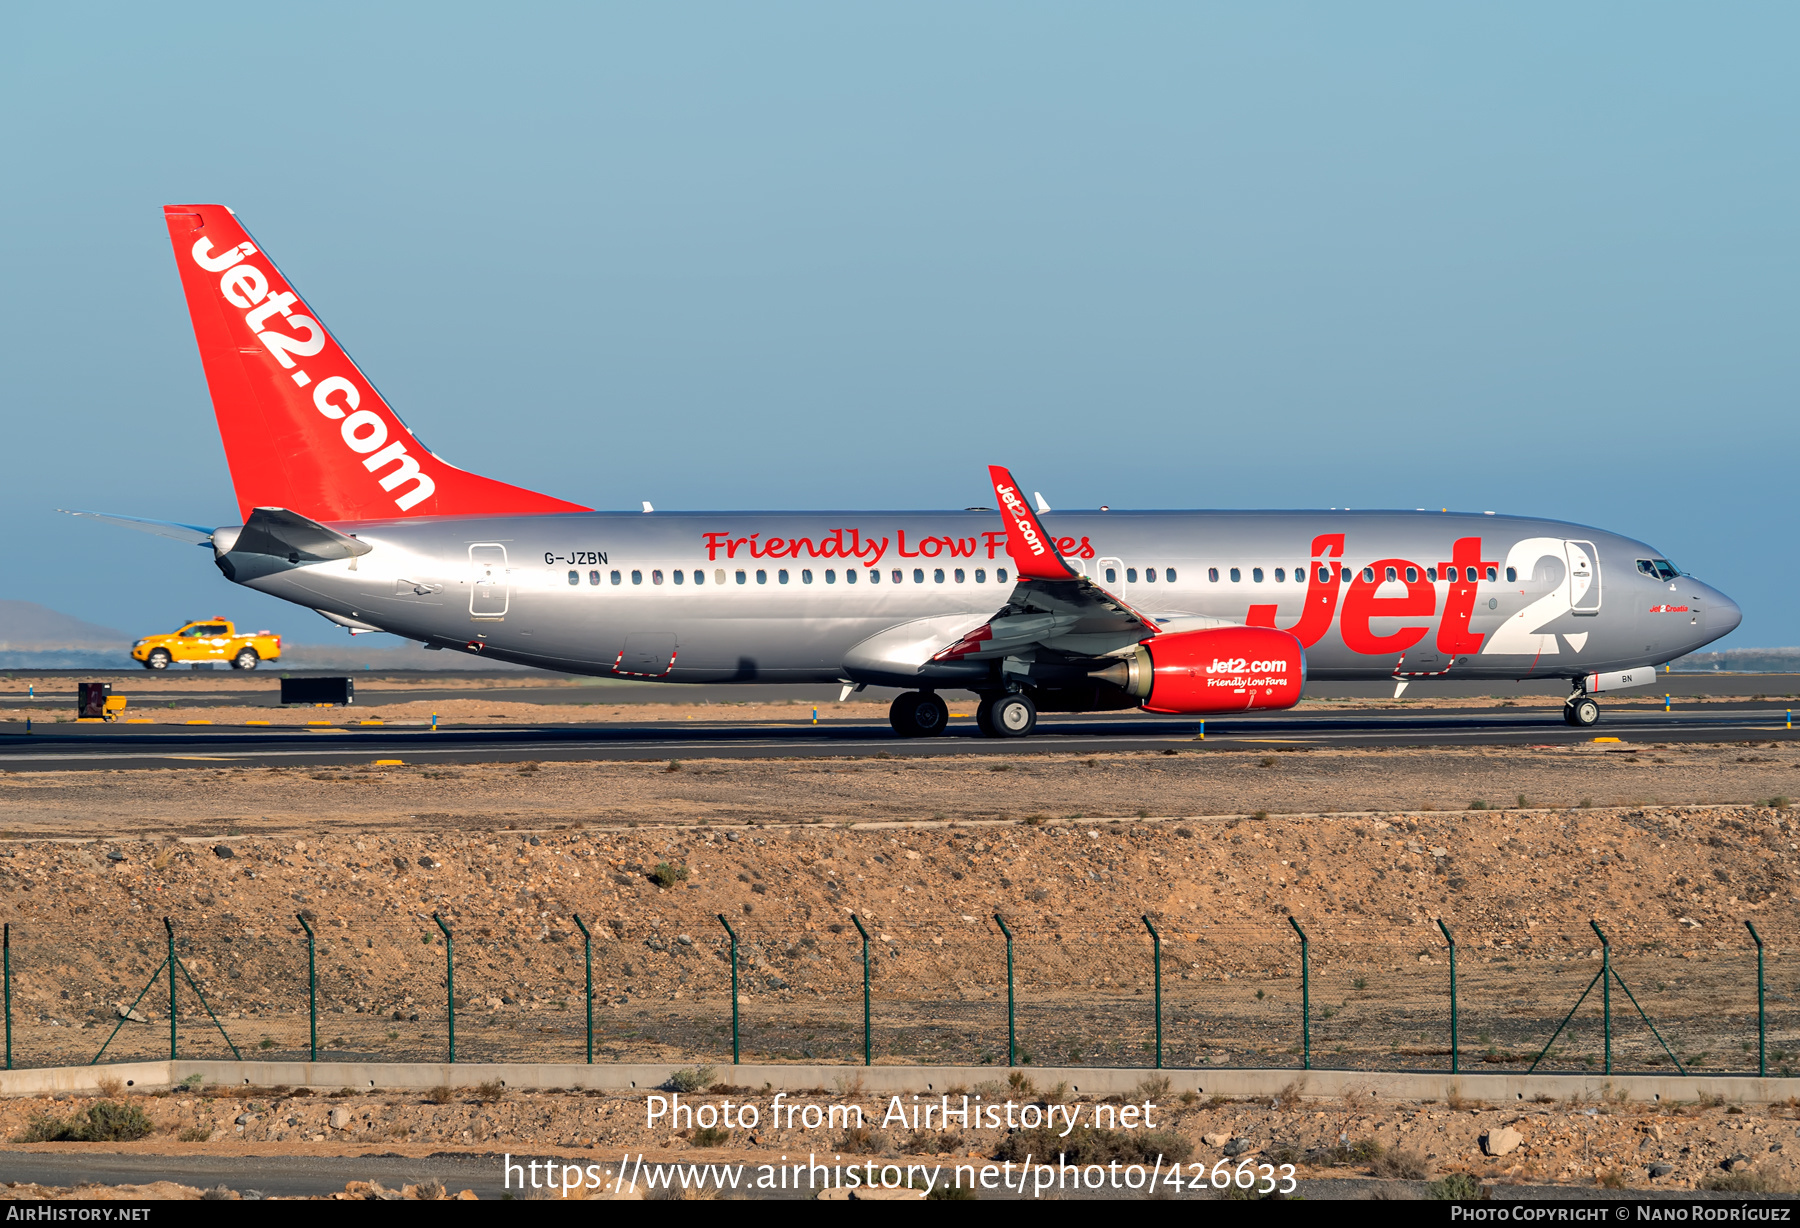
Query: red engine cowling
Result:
<box><xmin>1093</xmin><ymin>626</ymin><xmax>1306</xmax><ymax>715</ymax></box>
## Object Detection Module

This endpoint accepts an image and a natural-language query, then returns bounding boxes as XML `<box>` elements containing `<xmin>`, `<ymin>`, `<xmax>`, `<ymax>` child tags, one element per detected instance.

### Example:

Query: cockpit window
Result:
<box><xmin>1638</xmin><ymin>558</ymin><xmax>1680</xmax><ymax>581</ymax></box>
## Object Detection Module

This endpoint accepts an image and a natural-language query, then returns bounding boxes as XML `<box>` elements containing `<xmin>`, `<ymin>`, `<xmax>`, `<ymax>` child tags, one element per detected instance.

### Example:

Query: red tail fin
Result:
<box><xmin>163</xmin><ymin>205</ymin><xmax>589</xmax><ymax>523</ymax></box>
<box><xmin>987</xmin><ymin>464</ymin><xmax>1076</xmax><ymax>581</ymax></box>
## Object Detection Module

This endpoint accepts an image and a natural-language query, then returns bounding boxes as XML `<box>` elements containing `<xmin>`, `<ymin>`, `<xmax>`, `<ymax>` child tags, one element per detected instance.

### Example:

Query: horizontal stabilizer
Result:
<box><xmin>59</xmin><ymin>509</ymin><xmax>215</xmax><ymax>546</ymax></box>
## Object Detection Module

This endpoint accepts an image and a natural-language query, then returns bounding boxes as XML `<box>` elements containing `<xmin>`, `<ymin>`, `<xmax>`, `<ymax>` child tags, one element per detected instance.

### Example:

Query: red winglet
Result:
<box><xmin>988</xmin><ymin>465</ymin><xmax>1076</xmax><ymax>582</ymax></box>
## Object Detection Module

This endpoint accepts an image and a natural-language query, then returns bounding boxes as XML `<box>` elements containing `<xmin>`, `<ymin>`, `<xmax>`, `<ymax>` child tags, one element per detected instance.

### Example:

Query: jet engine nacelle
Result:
<box><xmin>1093</xmin><ymin>626</ymin><xmax>1306</xmax><ymax>715</ymax></box>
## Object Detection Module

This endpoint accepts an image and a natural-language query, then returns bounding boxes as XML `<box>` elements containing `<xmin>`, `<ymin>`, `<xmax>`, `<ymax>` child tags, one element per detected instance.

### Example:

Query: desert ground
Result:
<box><xmin>2</xmin><ymin>713</ymin><xmax>1798</xmax><ymax>1195</ymax></box>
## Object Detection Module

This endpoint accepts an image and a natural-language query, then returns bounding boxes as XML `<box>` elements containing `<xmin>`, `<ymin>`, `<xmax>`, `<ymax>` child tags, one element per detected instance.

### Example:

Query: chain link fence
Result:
<box><xmin>3</xmin><ymin>911</ymin><xmax>1794</xmax><ymax>1076</ymax></box>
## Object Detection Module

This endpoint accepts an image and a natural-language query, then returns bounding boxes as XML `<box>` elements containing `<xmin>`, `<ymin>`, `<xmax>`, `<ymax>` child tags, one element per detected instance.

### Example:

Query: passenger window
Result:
<box><xmin>1405</xmin><ymin>567</ymin><xmax>1417</xmax><ymax>583</ymax></box>
<box><xmin>672</xmin><ymin>570</ymin><xmax>683</xmax><ymax>585</ymax></box>
<box><xmin>974</xmin><ymin>569</ymin><xmax>986</xmax><ymax>583</ymax></box>
<box><xmin>1208</xmin><ymin>568</ymin><xmax>1219</xmax><ymax>582</ymax></box>
<box><xmin>715</xmin><ymin>569</ymin><xmax>726</xmax><ymax>585</ymax></box>
<box><xmin>1272</xmin><ymin>568</ymin><xmax>1283</xmax><ymax>582</ymax></box>
<box><xmin>691</xmin><ymin>569</ymin><xmax>702</xmax><ymax>585</ymax></box>
<box><xmin>1485</xmin><ymin>566</ymin><xmax>1497</xmax><ymax>581</ymax></box>
<box><xmin>735</xmin><ymin>570</ymin><xmax>747</xmax><ymax>585</ymax></box>
<box><xmin>1230</xmin><ymin>568</ymin><xmax>1241</xmax><ymax>582</ymax></box>
<box><xmin>757</xmin><ymin>570</ymin><xmax>768</xmax><ymax>584</ymax></box>
<box><xmin>996</xmin><ymin>568</ymin><xmax>1008</xmax><ymax>583</ymax></box>
<box><xmin>1505</xmin><ymin>567</ymin><xmax>1516</xmax><ymax>583</ymax></box>
<box><xmin>824</xmin><ymin>569</ymin><xmax>836</xmax><ymax>583</ymax></box>
<box><xmin>1447</xmin><ymin>567</ymin><xmax>1460</xmax><ymax>582</ymax></box>
<box><xmin>1385</xmin><ymin>567</ymin><xmax>1397</xmax><ymax>582</ymax></box>
<box><xmin>933</xmin><ymin>568</ymin><xmax>945</xmax><ymax>583</ymax></box>
<box><xmin>567</xmin><ymin>570</ymin><xmax>579</xmax><ymax>586</ymax></box>
<box><xmin>779</xmin><ymin>569</ymin><xmax>790</xmax><ymax>584</ymax></box>
<box><xmin>954</xmin><ymin>568</ymin><xmax>965</xmax><ymax>583</ymax></box>
<box><xmin>892</xmin><ymin>570</ymin><xmax>903</xmax><ymax>584</ymax></box>
<box><xmin>1362</xmin><ymin>567</ymin><xmax>1375</xmax><ymax>582</ymax></box>
<box><xmin>611</xmin><ymin>570</ymin><xmax>622</xmax><ymax>585</ymax></box>
<box><xmin>870</xmin><ymin>570</ymin><xmax>881</xmax><ymax>583</ymax></box>
<box><xmin>1315</xmin><ymin>566</ymin><xmax>1328</xmax><ymax>584</ymax></box>
<box><xmin>631</xmin><ymin>570</ymin><xmax>643</xmax><ymax>585</ymax></box>
<box><xmin>1252</xmin><ymin>568</ymin><xmax>1264</xmax><ymax>583</ymax></box>
<box><xmin>845</xmin><ymin>569</ymin><xmax>857</xmax><ymax>584</ymax></box>
<box><xmin>1145</xmin><ymin>568</ymin><xmax>1157</xmax><ymax>582</ymax></box>
<box><xmin>1105</xmin><ymin>568</ymin><xmax>1118</xmax><ymax>583</ymax></box>
<box><xmin>914</xmin><ymin>569</ymin><xmax>925</xmax><ymax>583</ymax></box>
<box><xmin>590</xmin><ymin>570</ymin><xmax>601</xmax><ymax>586</ymax></box>
<box><xmin>1126</xmin><ymin>568</ymin><xmax>1138</xmax><ymax>583</ymax></box>
<box><xmin>802</xmin><ymin>569</ymin><xmax>814</xmax><ymax>584</ymax></box>
<box><xmin>1166</xmin><ymin>568</ymin><xmax>1177</xmax><ymax>582</ymax></box>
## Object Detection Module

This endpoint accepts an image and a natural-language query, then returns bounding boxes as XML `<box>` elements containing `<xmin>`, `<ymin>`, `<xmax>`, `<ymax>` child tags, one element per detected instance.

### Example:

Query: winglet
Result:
<box><xmin>988</xmin><ymin>465</ymin><xmax>1076</xmax><ymax>581</ymax></box>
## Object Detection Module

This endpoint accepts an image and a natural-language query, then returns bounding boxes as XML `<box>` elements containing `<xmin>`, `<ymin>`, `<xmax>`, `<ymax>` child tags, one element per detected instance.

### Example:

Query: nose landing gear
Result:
<box><xmin>1564</xmin><ymin>694</ymin><xmax>1600</xmax><ymax>727</ymax></box>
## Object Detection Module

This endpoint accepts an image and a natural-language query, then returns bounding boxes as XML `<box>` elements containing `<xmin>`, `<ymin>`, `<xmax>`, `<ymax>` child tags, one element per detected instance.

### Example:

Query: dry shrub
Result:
<box><xmin>904</xmin><ymin>1130</ymin><xmax>964</xmax><ymax>1154</ymax></box>
<box><xmin>993</xmin><ymin>1127</ymin><xmax>1192</xmax><ymax>1165</ymax></box>
<box><xmin>1132</xmin><ymin>1074</ymin><xmax>1172</xmax><ymax>1101</ymax></box>
<box><xmin>838</xmin><ymin>1126</ymin><xmax>885</xmax><ymax>1154</ymax></box>
<box><xmin>425</xmin><ymin>1085</ymin><xmax>454</xmax><ymax>1105</ymax></box>
<box><xmin>691</xmin><ymin>1126</ymin><xmax>730</xmax><ymax>1148</ymax></box>
<box><xmin>95</xmin><ymin>1076</ymin><xmax>125</xmax><ymax>1099</ymax></box>
<box><xmin>474</xmin><ymin>1080</ymin><xmax>505</xmax><ymax>1104</ymax></box>
<box><xmin>1373</xmin><ymin>1148</ymin><xmax>1431</xmax><ymax>1180</ymax></box>
<box><xmin>17</xmin><ymin>1101</ymin><xmax>154</xmax><ymax>1143</ymax></box>
<box><xmin>1274</xmin><ymin>1080</ymin><xmax>1305</xmax><ymax>1110</ymax></box>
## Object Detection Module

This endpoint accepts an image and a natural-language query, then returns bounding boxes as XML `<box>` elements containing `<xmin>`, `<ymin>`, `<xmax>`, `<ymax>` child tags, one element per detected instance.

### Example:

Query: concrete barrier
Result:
<box><xmin>1</xmin><ymin>1060</ymin><xmax>1796</xmax><ymax>1103</ymax></box>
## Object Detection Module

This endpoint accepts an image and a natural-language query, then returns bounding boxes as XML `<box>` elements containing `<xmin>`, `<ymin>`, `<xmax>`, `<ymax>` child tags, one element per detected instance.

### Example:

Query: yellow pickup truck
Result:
<box><xmin>131</xmin><ymin>619</ymin><xmax>282</xmax><ymax>670</ymax></box>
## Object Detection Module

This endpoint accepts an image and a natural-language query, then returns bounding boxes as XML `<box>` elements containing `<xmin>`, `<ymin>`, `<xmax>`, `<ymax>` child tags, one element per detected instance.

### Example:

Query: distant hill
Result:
<box><xmin>0</xmin><ymin>600</ymin><xmax>128</xmax><ymax>650</ymax></box>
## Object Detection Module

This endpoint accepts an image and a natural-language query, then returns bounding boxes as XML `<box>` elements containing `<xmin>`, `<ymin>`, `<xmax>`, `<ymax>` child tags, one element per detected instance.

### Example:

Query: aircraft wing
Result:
<box><xmin>931</xmin><ymin>467</ymin><xmax>1160</xmax><ymax>663</ymax></box>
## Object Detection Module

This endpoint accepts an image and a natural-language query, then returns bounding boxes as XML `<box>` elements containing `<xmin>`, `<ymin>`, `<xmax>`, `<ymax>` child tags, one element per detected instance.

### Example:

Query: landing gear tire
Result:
<box><xmin>146</xmin><ymin>649</ymin><xmax>171</xmax><ymax>670</ymax></box>
<box><xmin>986</xmin><ymin>693</ymin><xmax>1037</xmax><ymax>738</ymax></box>
<box><xmin>232</xmin><ymin>649</ymin><xmax>259</xmax><ymax>671</ymax></box>
<box><xmin>975</xmin><ymin>697</ymin><xmax>999</xmax><ymax>737</ymax></box>
<box><xmin>889</xmin><ymin>691</ymin><xmax>949</xmax><ymax>738</ymax></box>
<box><xmin>1564</xmin><ymin>696</ymin><xmax>1600</xmax><ymax>727</ymax></box>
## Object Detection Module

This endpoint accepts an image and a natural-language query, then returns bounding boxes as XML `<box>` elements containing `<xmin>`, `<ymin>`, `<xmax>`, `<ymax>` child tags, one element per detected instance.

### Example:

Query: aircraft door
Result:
<box><xmin>1095</xmin><ymin>556</ymin><xmax>1127</xmax><ymax>599</ymax></box>
<box><xmin>1566</xmin><ymin>541</ymin><xmax>1600</xmax><ymax>615</ymax></box>
<box><xmin>469</xmin><ymin>544</ymin><xmax>510</xmax><ymax>617</ymax></box>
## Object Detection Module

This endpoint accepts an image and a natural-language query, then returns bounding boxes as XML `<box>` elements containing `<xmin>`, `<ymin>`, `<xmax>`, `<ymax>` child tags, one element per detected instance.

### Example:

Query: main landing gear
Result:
<box><xmin>889</xmin><ymin>691</ymin><xmax>949</xmax><ymax>738</ymax></box>
<box><xmin>1564</xmin><ymin>694</ymin><xmax>1600</xmax><ymax>727</ymax></box>
<box><xmin>976</xmin><ymin>692</ymin><xmax>1037</xmax><ymax>738</ymax></box>
<box><xmin>888</xmin><ymin>689</ymin><xmax>1039</xmax><ymax>738</ymax></box>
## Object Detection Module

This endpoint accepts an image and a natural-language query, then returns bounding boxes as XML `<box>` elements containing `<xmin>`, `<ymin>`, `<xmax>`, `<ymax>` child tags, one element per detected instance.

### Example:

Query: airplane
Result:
<box><xmin>67</xmin><ymin>203</ymin><xmax>1742</xmax><ymax>738</ymax></box>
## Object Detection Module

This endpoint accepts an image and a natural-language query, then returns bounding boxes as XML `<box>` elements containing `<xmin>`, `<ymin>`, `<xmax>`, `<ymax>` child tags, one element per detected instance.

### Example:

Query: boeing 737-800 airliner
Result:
<box><xmin>68</xmin><ymin>205</ymin><xmax>1742</xmax><ymax>738</ymax></box>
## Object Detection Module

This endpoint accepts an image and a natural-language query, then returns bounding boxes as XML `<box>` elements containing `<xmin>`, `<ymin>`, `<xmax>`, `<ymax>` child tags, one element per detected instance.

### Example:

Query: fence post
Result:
<box><xmin>850</xmin><ymin>915</ymin><xmax>872</xmax><ymax>1067</ymax></box>
<box><xmin>165</xmin><ymin>917</ymin><xmax>178</xmax><ymax>1061</ymax></box>
<box><xmin>994</xmin><ymin>914</ymin><xmax>1015</xmax><ymax>1068</ymax></box>
<box><xmin>295</xmin><ymin>914</ymin><xmax>317</xmax><ymax>1062</ymax></box>
<box><xmin>1437</xmin><ymin>919</ymin><xmax>1457</xmax><ymax>1074</ymax></box>
<box><xmin>1142</xmin><ymin>914</ymin><xmax>1162</xmax><ymax>1070</ymax></box>
<box><xmin>716</xmin><ymin>915</ymin><xmax>739</xmax><ymax>1065</ymax></box>
<box><xmin>1288</xmin><ymin>916</ymin><xmax>1309</xmax><ymax>1071</ymax></box>
<box><xmin>572</xmin><ymin>915</ymin><xmax>593</xmax><ymax>1065</ymax></box>
<box><xmin>1746</xmin><ymin>921</ymin><xmax>1765</xmax><ymax>1077</ymax></box>
<box><xmin>3</xmin><ymin>922</ymin><xmax>11</xmax><ymax>1071</ymax></box>
<box><xmin>1590</xmin><ymin>920</ymin><xmax>1611</xmax><ymax>1074</ymax></box>
<box><xmin>433</xmin><ymin>913</ymin><xmax>455</xmax><ymax>1064</ymax></box>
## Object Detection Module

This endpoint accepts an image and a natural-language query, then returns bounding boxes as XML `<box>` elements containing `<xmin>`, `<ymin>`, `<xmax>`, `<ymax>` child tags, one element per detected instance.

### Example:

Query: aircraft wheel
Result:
<box><xmin>232</xmin><ymin>649</ymin><xmax>259</xmax><ymax>671</ymax></box>
<box><xmin>146</xmin><ymin>649</ymin><xmax>171</xmax><ymax>670</ymax></box>
<box><xmin>889</xmin><ymin>691</ymin><xmax>948</xmax><ymax>738</ymax></box>
<box><xmin>1565</xmin><ymin>696</ymin><xmax>1600</xmax><ymax>727</ymax></box>
<box><xmin>975</xmin><ymin>697</ymin><xmax>1000</xmax><ymax>737</ymax></box>
<box><xmin>988</xmin><ymin>692</ymin><xmax>1038</xmax><ymax>738</ymax></box>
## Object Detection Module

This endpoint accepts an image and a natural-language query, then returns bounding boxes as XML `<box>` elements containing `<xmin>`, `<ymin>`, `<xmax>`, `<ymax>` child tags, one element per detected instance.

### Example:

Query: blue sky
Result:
<box><xmin>2</xmin><ymin>4</ymin><xmax>1793</xmax><ymax>646</ymax></box>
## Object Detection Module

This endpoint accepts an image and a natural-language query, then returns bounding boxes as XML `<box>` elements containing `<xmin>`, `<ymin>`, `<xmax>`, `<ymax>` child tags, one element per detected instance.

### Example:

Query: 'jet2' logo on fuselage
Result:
<box><xmin>190</xmin><ymin>238</ymin><xmax>435</xmax><ymax>513</ymax></box>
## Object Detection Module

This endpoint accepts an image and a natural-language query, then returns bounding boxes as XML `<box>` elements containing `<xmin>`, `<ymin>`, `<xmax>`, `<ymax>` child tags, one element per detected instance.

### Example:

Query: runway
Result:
<box><xmin>2</xmin><ymin>703</ymin><xmax>1795</xmax><ymax>771</ymax></box>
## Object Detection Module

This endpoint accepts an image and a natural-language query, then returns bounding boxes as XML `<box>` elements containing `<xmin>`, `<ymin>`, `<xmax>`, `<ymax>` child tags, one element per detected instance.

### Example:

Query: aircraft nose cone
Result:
<box><xmin>1710</xmin><ymin>589</ymin><xmax>1742</xmax><ymax>637</ymax></box>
